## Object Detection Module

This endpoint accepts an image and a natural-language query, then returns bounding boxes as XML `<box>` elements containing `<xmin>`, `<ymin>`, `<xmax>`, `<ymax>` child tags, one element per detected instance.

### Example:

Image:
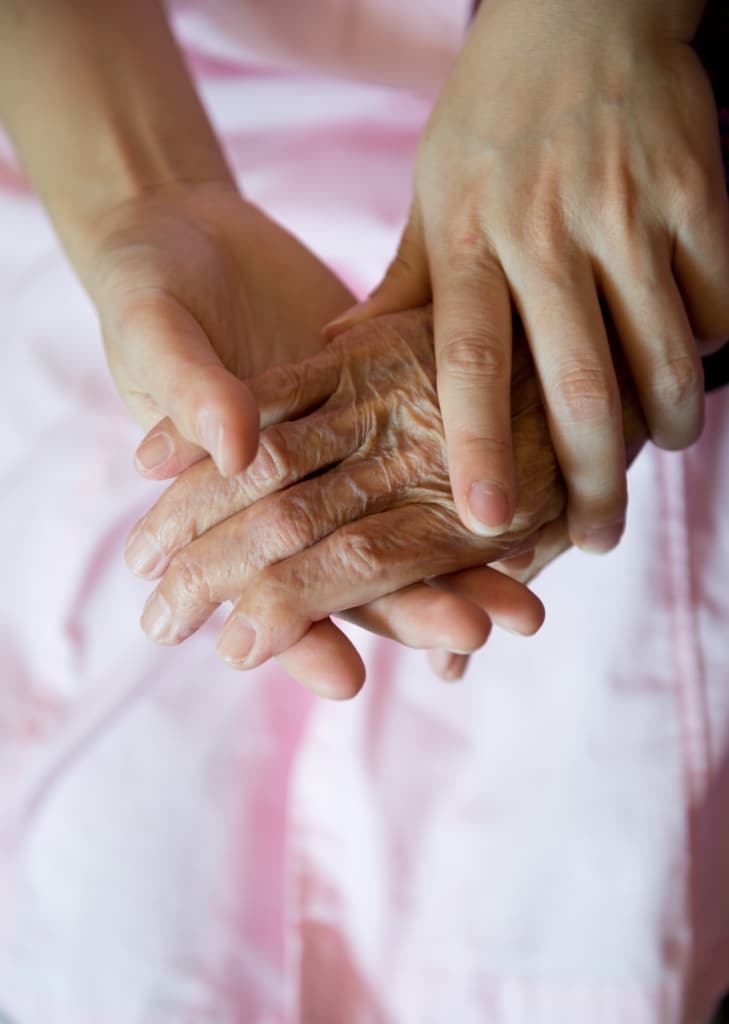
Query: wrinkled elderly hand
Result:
<box><xmin>126</xmin><ymin>306</ymin><xmax>647</xmax><ymax>697</ymax></box>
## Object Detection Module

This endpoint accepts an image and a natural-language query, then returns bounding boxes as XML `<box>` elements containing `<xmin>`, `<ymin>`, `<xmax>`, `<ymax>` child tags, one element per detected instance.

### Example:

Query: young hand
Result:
<box><xmin>329</xmin><ymin>0</ymin><xmax>729</xmax><ymax>552</ymax></box>
<box><xmin>86</xmin><ymin>183</ymin><xmax>354</xmax><ymax>478</ymax></box>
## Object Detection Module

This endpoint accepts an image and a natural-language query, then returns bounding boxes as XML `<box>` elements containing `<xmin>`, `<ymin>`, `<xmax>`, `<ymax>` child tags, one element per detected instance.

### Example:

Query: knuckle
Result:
<box><xmin>270</xmin><ymin>493</ymin><xmax>317</xmax><ymax>551</ymax></box>
<box><xmin>248</xmin><ymin>426</ymin><xmax>293</xmax><ymax>491</ymax></box>
<box><xmin>452</xmin><ymin>428</ymin><xmax>510</xmax><ymax>461</ymax></box>
<box><xmin>647</xmin><ymin>353</ymin><xmax>703</xmax><ymax>442</ymax></box>
<box><xmin>439</xmin><ymin>331</ymin><xmax>507</xmax><ymax>384</ymax></box>
<box><xmin>520</xmin><ymin>203</ymin><xmax>569</xmax><ymax>270</ymax></box>
<box><xmin>600</xmin><ymin>176</ymin><xmax>642</xmax><ymax>234</ymax></box>
<box><xmin>672</xmin><ymin>154</ymin><xmax>717</xmax><ymax>219</ymax></box>
<box><xmin>165</xmin><ymin>552</ymin><xmax>212</xmax><ymax>606</ymax></box>
<box><xmin>553</xmin><ymin>367</ymin><xmax>618</xmax><ymax>425</ymax></box>
<box><xmin>579</xmin><ymin>490</ymin><xmax>628</xmax><ymax>525</ymax></box>
<box><xmin>650</xmin><ymin>352</ymin><xmax>702</xmax><ymax>407</ymax></box>
<box><xmin>446</xmin><ymin>229</ymin><xmax>489</xmax><ymax>272</ymax></box>
<box><xmin>258</xmin><ymin>363</ymin><xmax>307</xmax><ymax>422</ymax></box>
<box><xmin>335</xmin><ymin>530</ymin><xmax>381</xmax><ymax>579</ymax></box>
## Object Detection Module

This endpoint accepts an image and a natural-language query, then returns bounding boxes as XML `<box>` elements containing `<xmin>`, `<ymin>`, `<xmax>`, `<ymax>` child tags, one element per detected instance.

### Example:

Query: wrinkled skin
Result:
<box><xmin>98</xmin><ymin>187</ymin><xmax>543</xmax><ymax>695</ymax></box>
<box><xmin>127</xmin><ymin>307</ymin><xmax>648</xmax><ymax>696</ymax></box>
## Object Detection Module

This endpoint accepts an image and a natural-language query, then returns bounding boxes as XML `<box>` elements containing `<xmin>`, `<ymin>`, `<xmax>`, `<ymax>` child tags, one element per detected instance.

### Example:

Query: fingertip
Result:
<box><xmin>135</xmin><ymin>431</ymin><xmax>173</xmax><ymax>475</ymax></box>
<box><xmin>572</xmin><ymin>520</ymin><xmax>625</xmax><ymax>556</ymax></box>
<box><xmin>427</xmin><ymin>648</ymin><xmax>469</xmax><ymax>682</ymax></box>
<box><xmin>276</xmin><ymin>620</ymin><xmax>366</xmax><ymax>700</ymax></box>
<box><xmin>134</xmin><ymin>430</ymin><xmax>209</xmax><ymax>480</ymax></box>
<box><xmin>198</xmin><ymin>381</ymin><xmax>260</xmax><ymax>478</ymax></box>
<box><xmin>520</xmin><ymin>596</ymin><xmax>546</xmax><ymax>636</ymax></box>
<box><xmin>491</xmin><ymin>593</ymin><xmax>545</xmax><ymax>637</ymax></box>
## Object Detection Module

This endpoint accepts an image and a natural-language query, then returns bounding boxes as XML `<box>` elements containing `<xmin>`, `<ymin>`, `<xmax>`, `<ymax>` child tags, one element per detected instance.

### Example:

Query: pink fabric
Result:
<box><xmin>1</xmin><ymin>3</ymin><xmax>729</xmax><ymax>1022</ymax></box>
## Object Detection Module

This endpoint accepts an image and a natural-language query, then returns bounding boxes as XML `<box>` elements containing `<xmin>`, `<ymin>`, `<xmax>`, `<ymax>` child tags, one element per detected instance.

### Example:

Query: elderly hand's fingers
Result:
<box><xmin>322</xmin><ymin>204</ymin><xmax>431</xmax><ymax>339</ymax></box>
<box><xmin>424</xmin><ymin>563</ymin><xmax>545</xmax><ymax>684</ymax></box>
<box><xmin>125</xmin><ymin>404</ymin><xmax>364</xmax><ymax>579</ymax></box>
<box><xmin>337</xmin><ymin>582</ymin><xmax>492</xmax><ymax>652</ymax></box>
<box><xmin>138</xmin><ymin>452</ymin><xmax>442</xmax><ymax>643</ymax></box>
<box><xmin>430</xmin><ymin>564</ymin><xmax>545</xmax><ymax>636</ymax></box>
<box><xmin>213</xmin><ymin>503</ymin><xmax>503</xmax><ymax>670</ymax></box>
<box><xmin>249</xmin><ymin>345</ymin><xmax>345</xmax><ymax>428</ymax></box>
<box><xmin>430</xmin><ymin>241</ymin><xmax>516</xmax><ymax>535</ymax></box>
<box><xmin>507</xmin><ymin>252</ymin><xmax>626</xmax><ymax>553</ymax></box>
<box><xmin>113</xmin><ymin>295</ymin><xmax>260</xmax><ymax>477</ymax></box>
<box><xmin>337</xmin><ymin>560</ymin><xmax>543</xmax><ymax>660</ymax></box>
<box><xmin>274</xmin><ymin>619</ymin><xmax>366</xmax><ymax>700</ymax></box>
<box><xmin>594</xmin><ymin>235</ymin><xmax>704</xmax><ymax>453</ymax></box>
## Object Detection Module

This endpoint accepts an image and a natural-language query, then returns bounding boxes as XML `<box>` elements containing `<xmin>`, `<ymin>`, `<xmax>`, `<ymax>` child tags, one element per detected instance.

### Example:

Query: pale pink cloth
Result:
<box><xmin>1</xmin><ymin>3</ymin><xmax>729</xmax><ymax>1022</ymax></box>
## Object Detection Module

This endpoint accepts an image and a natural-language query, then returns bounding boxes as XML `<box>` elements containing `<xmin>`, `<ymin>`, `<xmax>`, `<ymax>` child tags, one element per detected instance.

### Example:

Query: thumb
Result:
<box><xmin>118</xmin><ymin>294</ymin><xmax>259</xmax><ymax>478</ymax></box>
<box><xmin>322</xmin><ymin>203</ymin><xmax>431</xmax><ymax>339</ymax></box>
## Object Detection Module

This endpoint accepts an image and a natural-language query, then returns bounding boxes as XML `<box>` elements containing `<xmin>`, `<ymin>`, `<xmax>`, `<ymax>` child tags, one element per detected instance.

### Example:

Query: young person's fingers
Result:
<box><xmin>430</xmin><ymin>240</ymin><xmax>516</xmax><ymax>536</ymax></box>
<box><xmin>115</xmin><ymin>294</ymin><xmax>259</xmax><ymax>477</ymax></box>
<box><xmin>507</xmin><ymin>252</ymin><xmax>626</xmax><ymax>553</ymax></box>
<box><xmin>596</xmin><ymin>235</ymin><xmax>704</xmax><ymax>453</ymax></box>
<box><xmin>672</xmin><ymin>194</ymin><xmax>729</xmax><ymax>350</ymax></box>
<box><xmin>133</xmin><ymin>335</ymin><xmax>353</xmax><ymax>482</ymax></box>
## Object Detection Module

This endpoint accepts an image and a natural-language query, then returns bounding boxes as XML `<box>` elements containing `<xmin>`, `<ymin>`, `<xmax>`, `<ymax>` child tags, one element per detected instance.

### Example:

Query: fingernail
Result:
<box><xmin>217</xmin><ymin>616</ymin><xmax>257</xmax><ymax>665</ymax></box>
<box><xmin>135</xmin><ymin>432</ymin><xmax>172</xmax><ymax>471</ymax></box>
<box><xmin>468</xmin><ymin>480</ymin><xmax>511</xmax><ymax>534</ymax></box>
<box><xmin>197</xmin><ymin>409</ymin><xmax>225</xmax><ymax>474</ymax></box>
<box><xmin>141</xmin><ymin>591</ymin><xmax>172</xmax><ymax>641</ymax></box>
<box><xmin>579</xmin><ymin>522</ymin><xmax>624</xmax><ymax>555</ymax></box>
<box><xmin>124</xmin><ymin>529</ymin><xmax>163</xmax><ymax>576</ymax></box>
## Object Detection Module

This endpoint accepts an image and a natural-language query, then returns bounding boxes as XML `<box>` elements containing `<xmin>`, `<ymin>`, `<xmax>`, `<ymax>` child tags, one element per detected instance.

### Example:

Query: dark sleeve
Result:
<box><xmin>703</xmin><ymin>343</ymin><xmax>729</xmax><ymax>393</ymax></box>
<box><xmin>693</xmin><ymin>0</ymin><xmax>729</xmax><ymax>393</ymax></box>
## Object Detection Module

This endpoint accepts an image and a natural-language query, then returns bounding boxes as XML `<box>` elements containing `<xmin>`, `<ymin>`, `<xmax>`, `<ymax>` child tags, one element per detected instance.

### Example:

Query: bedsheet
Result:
<box><xmin>1</xmin><ymin>3</ymin><xmax>729</xmax><ymax>1022</ymax></box>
